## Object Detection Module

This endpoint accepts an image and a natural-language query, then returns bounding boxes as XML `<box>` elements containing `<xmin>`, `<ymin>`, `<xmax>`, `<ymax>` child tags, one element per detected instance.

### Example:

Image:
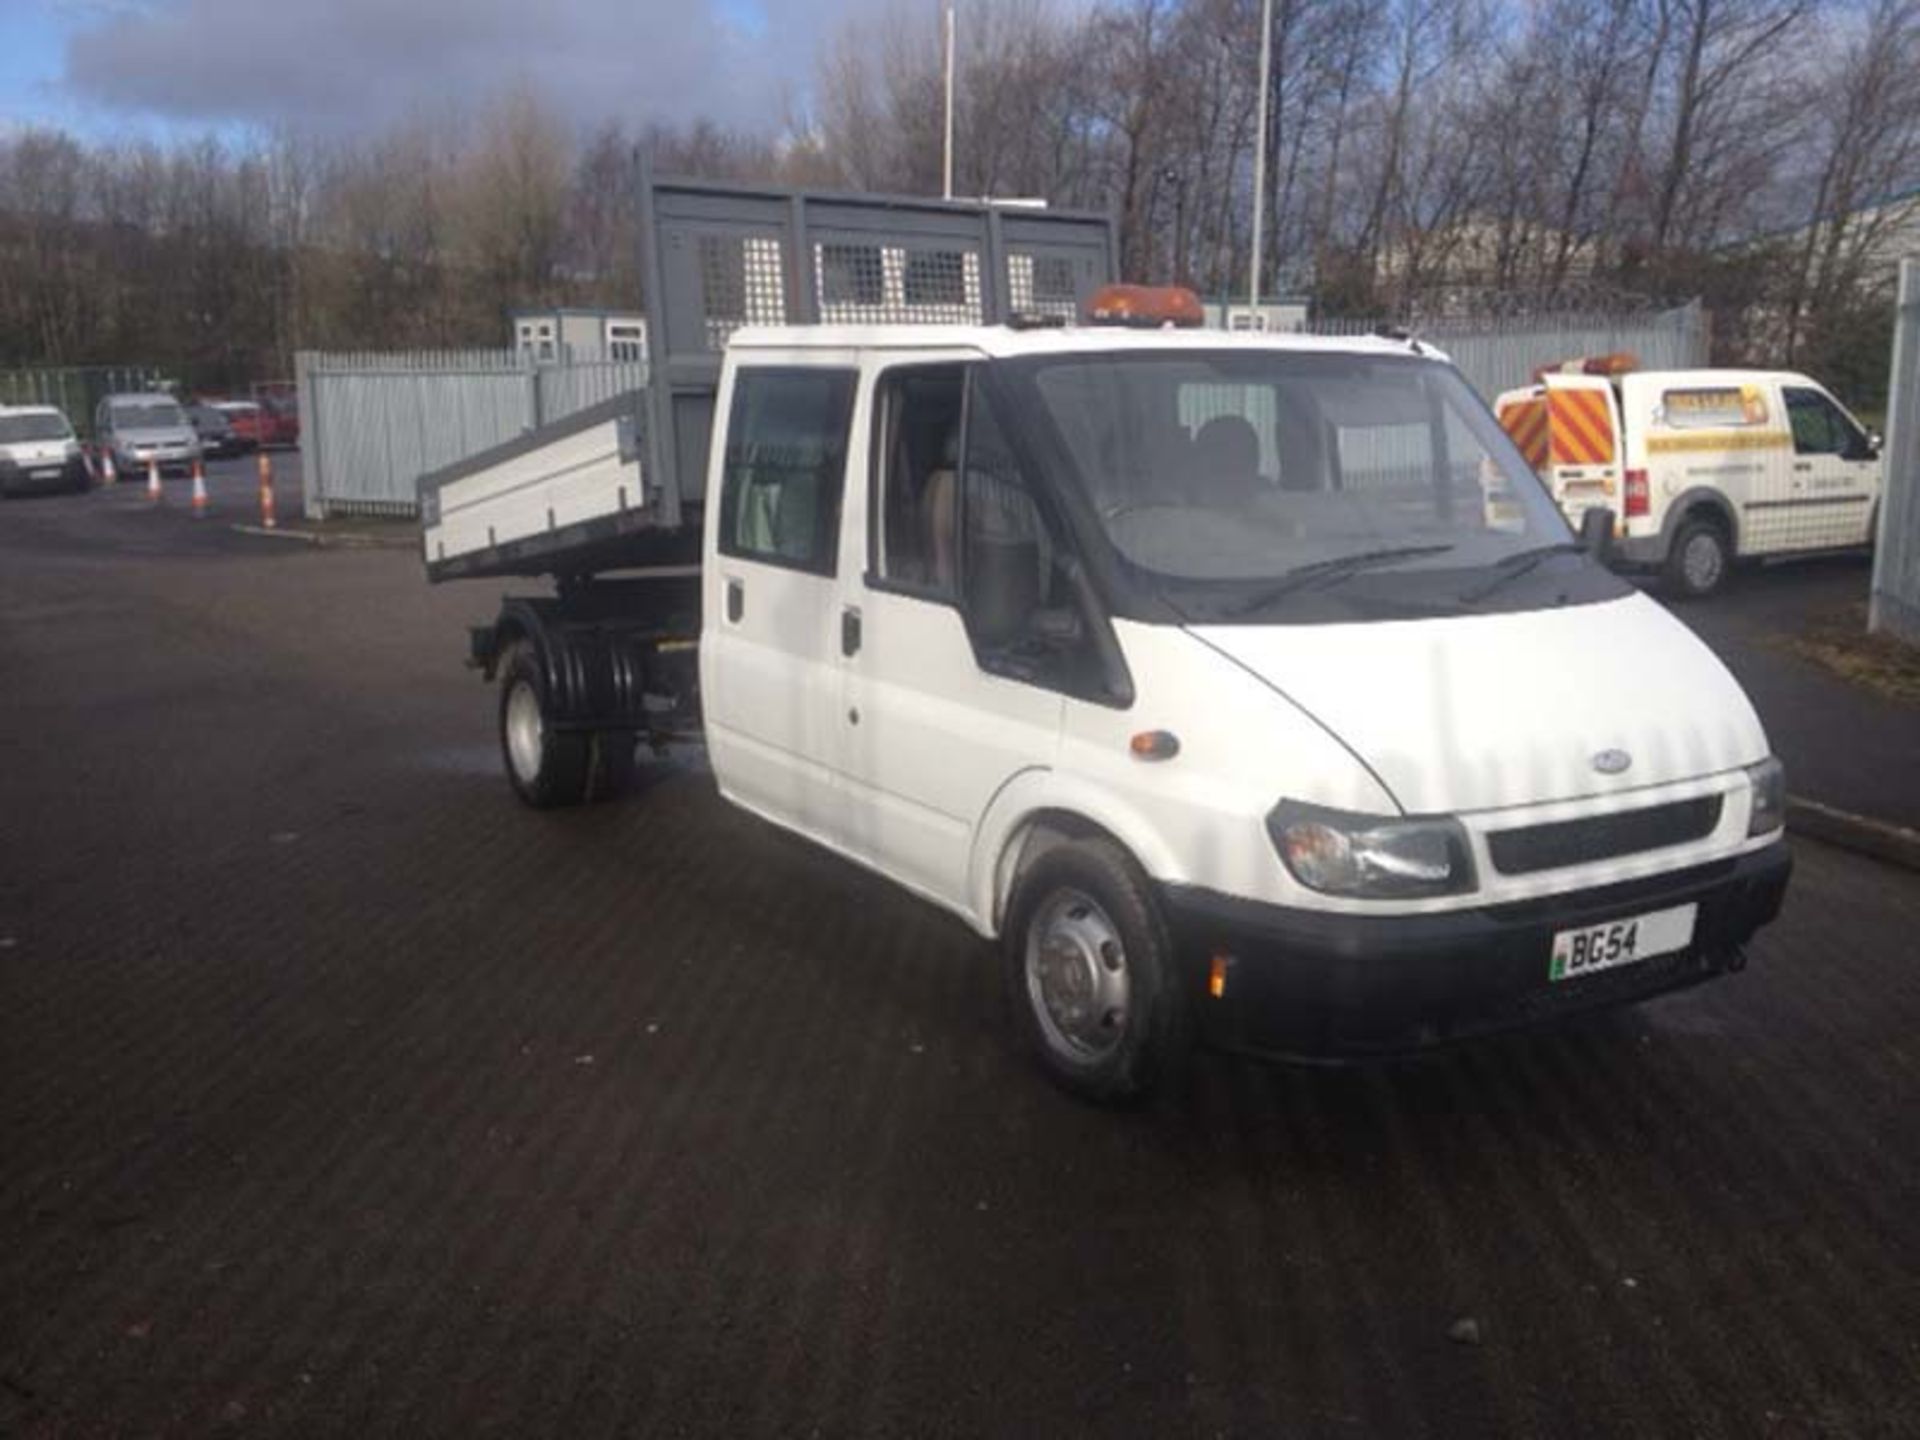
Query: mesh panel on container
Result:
<box><xmin>815</xmin><ymin>243</ymin><xmax>982</xmax><ymax>325</ymax></box>
<box><xmin>699</xmin><ymin>234</ymin><xmax>787</xmax><ymax>349</ymax></box>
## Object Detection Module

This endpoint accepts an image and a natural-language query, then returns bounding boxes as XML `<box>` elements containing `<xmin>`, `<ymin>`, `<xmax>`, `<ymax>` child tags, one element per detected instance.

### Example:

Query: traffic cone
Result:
<box><xmin>101</xmin><ymin>448</ymin><xmax>117</xmax><ymax>487</ymax></box>
<box><xmin>146</xmin><ymin>458</ymin><xmax>162</xmax><ymax>502</ymax></box>
<box><xmin>257</xmin><ymin>451</ymin><xmax>277</xmax><ymax>529</ymax></box>
<box><xmin>190</xmin><ymin>458</ymin><xmax>209</xmax><ymax>517</ymax></box>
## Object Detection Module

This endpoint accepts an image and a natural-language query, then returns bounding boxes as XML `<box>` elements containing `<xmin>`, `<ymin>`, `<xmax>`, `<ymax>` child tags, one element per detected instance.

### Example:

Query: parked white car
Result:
<box><xmin>0</xmin><ymin>404</ymin><xmax>90</xmax><ymax>496</ymax></box>
<box><xmin>1496</xmin><ymin>362</ymin><xmax>1880</xmax><ymax>597</ymax></box>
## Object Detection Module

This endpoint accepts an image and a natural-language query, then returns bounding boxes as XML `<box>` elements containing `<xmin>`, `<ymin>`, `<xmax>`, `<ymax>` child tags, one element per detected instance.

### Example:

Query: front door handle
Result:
<box><xmin>841</xmin><ymin>606</ymin><xmax>862</xmax><ymax>657</ymax></box>
<box><xmin>726</xmin><ymin>578</ymin><xmax>744</xmax><ymax>623</ymax></box>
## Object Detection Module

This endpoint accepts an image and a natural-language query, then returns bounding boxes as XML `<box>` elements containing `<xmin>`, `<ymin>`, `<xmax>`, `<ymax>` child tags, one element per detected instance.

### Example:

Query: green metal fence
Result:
<box><xmin>0</xmin><ymin>366</ymin><xmax>164</xmax><ymax>439</ymax></box>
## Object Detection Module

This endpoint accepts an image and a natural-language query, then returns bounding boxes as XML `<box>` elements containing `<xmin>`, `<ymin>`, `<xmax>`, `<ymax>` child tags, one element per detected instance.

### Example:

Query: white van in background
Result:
<box><xmin>0</xmin><ymin>405</ymin><xmax>90</xmax><ymax>496</ymax></box>
<box><xmin>1496</xmin><ymin>360</ymin><xmax>1881</xmax><ymax>598</ymax></box>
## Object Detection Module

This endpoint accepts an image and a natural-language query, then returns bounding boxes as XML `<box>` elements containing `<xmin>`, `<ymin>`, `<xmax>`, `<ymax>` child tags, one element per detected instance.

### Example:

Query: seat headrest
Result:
<box><xmin>1193</xmin><ymin>415</ymin><xmax>1259</xmax><ymax>476</ymax></box>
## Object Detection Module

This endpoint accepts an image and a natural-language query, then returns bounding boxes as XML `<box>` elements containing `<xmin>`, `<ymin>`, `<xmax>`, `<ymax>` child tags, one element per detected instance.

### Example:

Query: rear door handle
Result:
<box><xmin>841</xmin><ymin>606</ymin><xmax>862</xmax><ymax>657</ymax></box>
<box><xmin>726</xmin><ymin>578</ymin><xmax>744</xmax><ymax>623</ymax></box>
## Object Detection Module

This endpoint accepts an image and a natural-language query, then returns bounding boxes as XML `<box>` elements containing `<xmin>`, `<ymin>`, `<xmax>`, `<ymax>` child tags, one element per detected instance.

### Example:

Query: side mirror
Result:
<box><xmin>1578</xmin><ymin>505</ymin><xmax>1616</xmax><ymax>559</ymax></box>
<box><xmin>1867</xmin><ymin>431</ymin><xmax>1883</xmax><ymax>460</ymax></box>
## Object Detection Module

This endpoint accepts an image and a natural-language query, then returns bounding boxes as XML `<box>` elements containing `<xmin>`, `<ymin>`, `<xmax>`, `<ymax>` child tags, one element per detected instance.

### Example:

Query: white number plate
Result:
<box><xmin>30</xmin><ymin>467</ymin><xmax>60</xmax><ymax>479</ymax></box>
<box><xmin>1550</xmin><ymin>903</ymin><xmax>1697</xmax><ymax>982</ymax></box>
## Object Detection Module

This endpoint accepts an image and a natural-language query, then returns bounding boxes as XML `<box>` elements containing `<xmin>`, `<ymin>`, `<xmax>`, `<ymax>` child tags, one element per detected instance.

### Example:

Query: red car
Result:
<box><xmin>211</xmin><ymin>398</ymin><xmax>299</xmax><ymax>450</ymax></box>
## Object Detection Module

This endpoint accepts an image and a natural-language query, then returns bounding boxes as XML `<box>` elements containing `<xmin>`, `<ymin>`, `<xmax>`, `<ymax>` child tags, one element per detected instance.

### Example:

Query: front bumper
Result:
<box><xmin>120</xmin><ymin>449</ymin><xmax>197</xmax><ymax>475</ymax></box>
<box><xmin>1164</xmin><ymin>842</ymin><xmax>1791</xmax><ymax>1060</ymax></box>
<box><xmin>0</xmin><ymin>455</ymin><xmax>90</xmax><ymax>494</ymax></box>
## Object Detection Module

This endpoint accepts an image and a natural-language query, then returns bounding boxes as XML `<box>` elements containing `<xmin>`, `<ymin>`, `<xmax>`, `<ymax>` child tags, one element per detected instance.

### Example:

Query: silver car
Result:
<box><xmin>96</xmin><ymin>392</ymin><xmax>201</xmax><ymax>479</ymax></box>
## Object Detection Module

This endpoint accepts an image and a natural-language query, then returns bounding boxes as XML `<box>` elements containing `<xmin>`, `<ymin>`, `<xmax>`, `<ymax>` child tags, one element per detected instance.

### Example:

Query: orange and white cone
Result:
<box><xmin>190</xmin><ymin>458</ymin><xmax>209</xmax><ymax>517</ymax></box>
<box><xmin>101</xmin><ymin>449</ymin><xmax>117</xmax><ymax>487</ymax></box>
<box><xmin>257</xmin><ymin>451</ymin><xmax>277</xmax><ymax>529</ymax></box>
<box><xmin>146</xmin><ymin>458</ymin><xmax>162</xmax><ymax>502</ymax></box>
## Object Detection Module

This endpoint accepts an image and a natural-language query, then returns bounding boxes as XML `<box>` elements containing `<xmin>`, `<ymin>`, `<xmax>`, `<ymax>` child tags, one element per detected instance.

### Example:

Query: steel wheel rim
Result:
<box><xmin>1683</xmin><ymin>532</ymin><xmax>1723</xmax><ymax>591</ymax></box>
<box><xmin>505</xmin><ymin>679</ymin><xmax>544</xmax><ymax>784</ymax></box>
<box><xmin>1025</xmin><ymin>888</ymin><xmax>1130</xmax><ymax>1062</ymax></box>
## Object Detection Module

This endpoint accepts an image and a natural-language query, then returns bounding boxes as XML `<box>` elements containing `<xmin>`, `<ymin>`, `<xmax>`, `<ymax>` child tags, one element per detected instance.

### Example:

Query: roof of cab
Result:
<box><xmin>724</xmin><ymin>322</ymin><xmax>1436</xmax><ymax>363</ymax></box>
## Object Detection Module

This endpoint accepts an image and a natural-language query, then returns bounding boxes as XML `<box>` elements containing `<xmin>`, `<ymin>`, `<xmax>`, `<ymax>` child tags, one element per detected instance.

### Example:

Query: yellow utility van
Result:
<box><xmin>1496</xmin><ymin>358</ymin><xmax>1880</xmax><ymax>597</ymax></box>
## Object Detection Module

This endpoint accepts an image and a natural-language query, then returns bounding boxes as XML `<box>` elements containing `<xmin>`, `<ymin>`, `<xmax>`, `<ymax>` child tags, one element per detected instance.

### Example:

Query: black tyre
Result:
<box><xmin>585</xmin><ymin>728</ymin><xmax>639</xmax><ymax>802</ymax></box>
<box><xmin>1662</xmin><ymin>517</ymin><xmax>1731</xmax><ymax>600</ymax></box>
<box><xmin>497</xmin><ymin>640</ymin><xmax>590</xmax><ymax>808</ymax></box>
<box><xmin>1003</xmin><ymin>836</ymin><xmax>1191</xmax><ymax>1104</ymax></box>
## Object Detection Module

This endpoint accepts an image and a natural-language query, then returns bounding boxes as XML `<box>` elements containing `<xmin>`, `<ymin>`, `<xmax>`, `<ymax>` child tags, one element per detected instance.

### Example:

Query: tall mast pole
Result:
<box><xmin>943</xmin><ymin>1</ymin><xmax>957</xmax><ymax>201</ymax></box>
<box><xmin>1249</xmin><ymin>0</ymin><xmax>1273</xmax><ymax>314</ymax></box>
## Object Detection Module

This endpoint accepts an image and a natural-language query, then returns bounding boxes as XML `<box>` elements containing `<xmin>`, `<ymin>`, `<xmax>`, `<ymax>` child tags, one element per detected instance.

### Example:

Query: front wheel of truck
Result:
<box><xmin>1004</xmin><ymin>837</ymin><xmax>1190</xmax><ymax>1105</ymax></box>
<box><xmin>498</xmin><ymin>640</ymin><xmax>590</xmax><ymax>808</ymax></box>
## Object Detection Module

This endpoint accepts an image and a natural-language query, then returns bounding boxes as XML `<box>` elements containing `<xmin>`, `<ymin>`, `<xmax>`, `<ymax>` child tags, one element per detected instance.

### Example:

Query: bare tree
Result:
<box><xmin>1781</xmin><ymin>0</ymin><xmax>1920</xmax><ymax>361</ymax></box>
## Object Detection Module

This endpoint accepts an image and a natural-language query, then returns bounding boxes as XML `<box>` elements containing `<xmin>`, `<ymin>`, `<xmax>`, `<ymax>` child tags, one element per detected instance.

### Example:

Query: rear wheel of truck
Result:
<box><xmin>498</xmin><ymin>640</ymin><xmax>590</xmax><ymax>808</ymax></box>
<box><xmin>1004</xmin><ymin>837</ymin><xmax>1190</xmax><ymax>1105</ymax></box>
<box><xmin>1663</xmin><ymin>518</ymin><xmax>1731</xmax><ymax>600</ymax></box>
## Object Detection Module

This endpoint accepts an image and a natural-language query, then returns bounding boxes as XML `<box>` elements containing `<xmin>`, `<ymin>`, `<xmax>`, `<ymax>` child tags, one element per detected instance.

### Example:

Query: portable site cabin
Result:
<box><xmin>511</xmin><ymin>309</ymin><xmax>649</xmax><ymax>364</ymax></box>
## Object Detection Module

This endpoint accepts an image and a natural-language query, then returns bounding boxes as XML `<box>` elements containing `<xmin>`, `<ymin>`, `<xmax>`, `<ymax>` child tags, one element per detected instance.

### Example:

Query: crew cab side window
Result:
<box><xmin>870</xmin><ymin>363</ymin><xmax>1112</xmax><ymax>701</ymax></box>
<box><xmin>1783</xmin><ymin>387</ymin><xmax>1858</xmax><ymax>457</ymax></box>
<box><xmin>718</xmin><ymin>367</ymin><xmax>857</xmax><ymax>574</ymax></box>
<box><xmin>870</xmin><ymin>364</ymin><xmax>965</xmax><ymax>596</ymax></box>
<box><xmin>961</xmin><ymin>377</ymin><xmax>1060</xmax><ymax>654</ymax></box>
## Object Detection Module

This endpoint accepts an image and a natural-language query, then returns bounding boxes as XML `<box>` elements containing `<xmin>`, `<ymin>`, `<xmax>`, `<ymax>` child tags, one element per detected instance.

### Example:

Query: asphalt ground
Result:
<box><xmin>1656</xmin><ymin>552</ymin><xmax>1920</xmax><ymax>832</ymax></box>
<box><xmin>3</xmin><ymin>487</ymin><xmax>1918</xmax><ymax>1438</ymax></box>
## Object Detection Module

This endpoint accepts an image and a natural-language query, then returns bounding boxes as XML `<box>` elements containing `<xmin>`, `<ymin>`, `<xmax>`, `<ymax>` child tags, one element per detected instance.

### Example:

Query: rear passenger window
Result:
<box><xmin>718</xmin><ymin>368</ymin><xmax>857</xmax><ymax>574</ymax></box>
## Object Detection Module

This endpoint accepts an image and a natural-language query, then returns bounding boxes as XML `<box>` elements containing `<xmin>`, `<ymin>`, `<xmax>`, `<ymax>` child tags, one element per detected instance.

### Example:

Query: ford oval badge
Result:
<box><xmin>1592</xmin><ymin>749</ymin><xmax>1632</xmax><ymax>775</ymax></box>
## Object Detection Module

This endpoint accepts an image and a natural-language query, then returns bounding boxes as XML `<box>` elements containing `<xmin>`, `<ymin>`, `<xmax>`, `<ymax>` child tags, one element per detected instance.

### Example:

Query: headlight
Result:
<box><xmin>1745</xmin><ymin>756</ymin><xmax>1785</xmax><ymax>836</ymax></box>
<box><xmin>1267</xmin><ymin>801</ymin><xmax>1476</xmax><ymax>898</ymax></box>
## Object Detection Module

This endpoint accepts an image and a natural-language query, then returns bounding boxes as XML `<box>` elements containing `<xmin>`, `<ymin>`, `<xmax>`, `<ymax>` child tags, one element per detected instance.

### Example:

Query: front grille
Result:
<box><xmin>1487</xmin><ymin>795</ymin><xmax>1723</xmax><ymax>876</ymax></box>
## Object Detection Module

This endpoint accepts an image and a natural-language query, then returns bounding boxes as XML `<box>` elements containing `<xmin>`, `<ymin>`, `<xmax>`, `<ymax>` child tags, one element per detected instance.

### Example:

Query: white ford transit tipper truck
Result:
<box><xmin>420</xmin><ymin>174</ymin><xmax>1791</xmax><ymax>1103</ymax></box>
<box><xmin>1496</xmin><ymin>358</ymin><xmax>1881</xmax><ymax>598</ymax></box>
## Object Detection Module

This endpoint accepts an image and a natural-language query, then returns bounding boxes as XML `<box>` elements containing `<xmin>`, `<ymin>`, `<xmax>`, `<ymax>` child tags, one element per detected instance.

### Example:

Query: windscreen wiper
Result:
<box><xmin>1457</xmin><ymin>542</ymin><xmax>1587</xmax><ymax>604</ymax></box>
<box><xmin>1227</xmin><ymin>544</ymin><xmax>1456</xmax><ymax>617</ymax></box>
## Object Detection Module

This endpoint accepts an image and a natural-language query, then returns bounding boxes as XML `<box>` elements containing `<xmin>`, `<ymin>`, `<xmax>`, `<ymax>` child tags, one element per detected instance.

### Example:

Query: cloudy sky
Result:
<box><xmin>0</xmin><ymin>0</ymin><xmax>894</xmax><ymax>140</ymax></box>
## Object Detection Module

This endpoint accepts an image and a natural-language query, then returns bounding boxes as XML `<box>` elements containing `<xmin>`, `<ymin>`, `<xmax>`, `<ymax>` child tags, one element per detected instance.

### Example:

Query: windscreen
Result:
<box><xmin>0</xmin><ymin>413</ymin><xmax>73</xmax><ymax>443</ymax></box>
<box><xmin>112</xmin><ymin>400</ymin><xmax>185</xmax><ymax>428</ymax></box>
<box><xmin>1024</xmin><ymin>350</ymin><xmax>1569</xmax><ymax>590</ymax></box>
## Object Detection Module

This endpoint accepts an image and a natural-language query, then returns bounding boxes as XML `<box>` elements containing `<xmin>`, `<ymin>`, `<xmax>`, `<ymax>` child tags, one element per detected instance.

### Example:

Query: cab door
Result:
<box><xmin>831</xmin><ymin>361</ymin><xmax>1076</xmax><ymax>914</ymax></box>
<box><xmin>701</xmin><ymin>361</ymin><xmax>860</xmax><ymax>844</ymax></box>
<box><xmin>1781</xmin><ymin>384</ymin><xmax>1879</xmax><ymax>548</ymax></box>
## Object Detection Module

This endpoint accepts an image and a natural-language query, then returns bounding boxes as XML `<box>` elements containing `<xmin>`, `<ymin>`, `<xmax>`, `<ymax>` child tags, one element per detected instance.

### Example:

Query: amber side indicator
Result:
<box><xmin>1209</xmin><ymin>952</ymin><xmax>1233</xmax><ymax>999</ymax></box>
<box><xmin>1129</xmin><ymin>729</ymin><xmax>1180</xmax><ymax>760</ymax></box>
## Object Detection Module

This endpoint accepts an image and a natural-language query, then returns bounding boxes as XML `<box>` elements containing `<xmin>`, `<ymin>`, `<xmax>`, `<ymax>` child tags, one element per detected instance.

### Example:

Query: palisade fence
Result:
<box><xmin>295</xmin><ymin>350</ymin><xmax>647</xmax><ymax>518</ymax></box>
<box><xmin>1871</xmin><ymin>260</ymin><xmax>1920</xmax><ymax>645</ymax></box>
<box><xmin>0</xmin><ymin>365</ymin><xmax>163</xmax><ymax>438</ymax></box>
<box><xmin>1301</xmin><ymin>300</ymin><xmax>1709</xmax><ymax>400</ymax></box>
<box><xmin>294</xmin><ymin>303</ymin><xmax>1707</xmax><ymax>518</ymax></box>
